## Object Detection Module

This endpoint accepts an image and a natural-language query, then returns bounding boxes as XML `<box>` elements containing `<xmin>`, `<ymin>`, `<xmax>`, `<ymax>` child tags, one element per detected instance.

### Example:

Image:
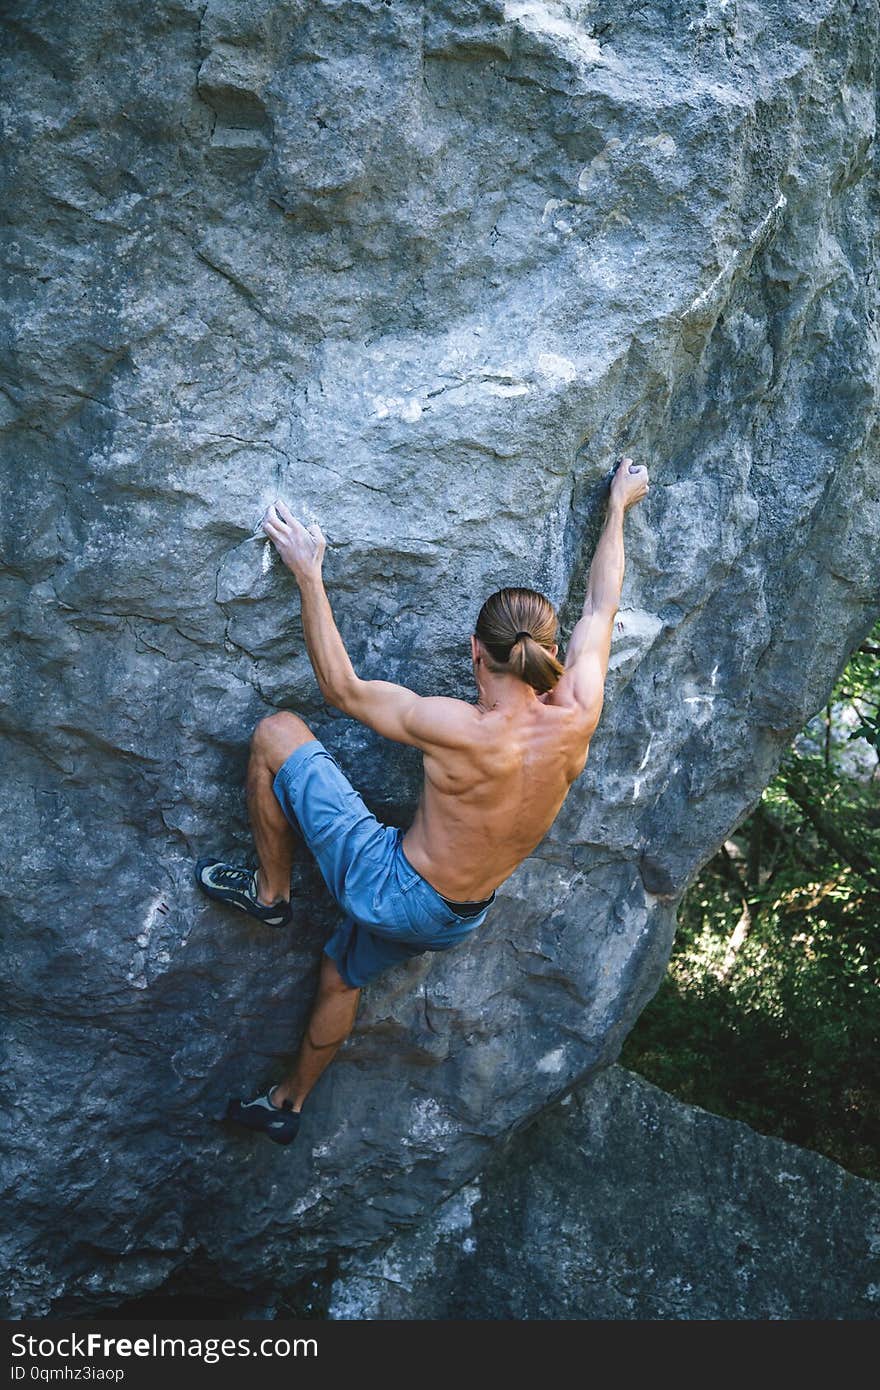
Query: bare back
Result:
<box><xmin>401</xmin><ymin>698</ymin><xmax>592</xmax><ymax>901</ymax></box>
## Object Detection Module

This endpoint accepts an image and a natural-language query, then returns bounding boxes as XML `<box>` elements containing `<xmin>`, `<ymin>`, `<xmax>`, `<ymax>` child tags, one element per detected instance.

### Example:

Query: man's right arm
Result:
<box><xmin>549</xmin><ymin>457</ymin><xmax>649</xmax><ymax>731</ymax></box>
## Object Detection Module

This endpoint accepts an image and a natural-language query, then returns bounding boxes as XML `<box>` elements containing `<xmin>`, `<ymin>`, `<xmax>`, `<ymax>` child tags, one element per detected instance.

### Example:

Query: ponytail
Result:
<box><xmin>475</xmin><ymin>588</ymin><xmax>564</xmax><ymax>695</ymax></box>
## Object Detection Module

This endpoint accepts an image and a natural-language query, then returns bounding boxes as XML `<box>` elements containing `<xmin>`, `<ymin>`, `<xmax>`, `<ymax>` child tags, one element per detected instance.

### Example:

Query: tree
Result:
<box><xmin>621</xmin><ymin>619</ymin><xmax>880</xmax><ymax>1180</ymax></box>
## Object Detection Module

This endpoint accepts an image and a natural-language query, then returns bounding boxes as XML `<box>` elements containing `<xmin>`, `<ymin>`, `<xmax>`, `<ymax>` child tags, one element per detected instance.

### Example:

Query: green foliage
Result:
<box><xmin>621</xmin><ymin>619</ymin><xmax>880</xmax><ymax>1181</ymax></box>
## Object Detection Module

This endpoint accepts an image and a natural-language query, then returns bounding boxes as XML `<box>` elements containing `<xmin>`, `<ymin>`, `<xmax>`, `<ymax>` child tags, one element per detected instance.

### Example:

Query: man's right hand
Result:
<box><xmin>610</xmin><ymin>456</ymin><xmax>650</xmax><ymax>511</ymax></box>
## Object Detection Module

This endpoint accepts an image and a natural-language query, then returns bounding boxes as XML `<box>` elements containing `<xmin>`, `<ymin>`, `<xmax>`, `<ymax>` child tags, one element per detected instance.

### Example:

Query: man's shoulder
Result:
<box><xmin>402</xmin><ymin>693</ymin><xmax>480</xmax><ymax>748</ymax></box>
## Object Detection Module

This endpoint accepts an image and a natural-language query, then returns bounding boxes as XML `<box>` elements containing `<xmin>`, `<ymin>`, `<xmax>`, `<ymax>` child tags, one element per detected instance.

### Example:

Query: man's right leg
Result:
<box><xmin>246</xmin><ymin>711</ymin><xmax>317</xmax><ymax>906</ymax></box>
<box><xmin>272</xmin><ymin>952</ymin><xmax>361</xmax><ymax>1112</ymax></box>
<box><xmin>225</xmin><ymin>952</ymin><xmax>360</xmax><ymax>1144</ymax></box>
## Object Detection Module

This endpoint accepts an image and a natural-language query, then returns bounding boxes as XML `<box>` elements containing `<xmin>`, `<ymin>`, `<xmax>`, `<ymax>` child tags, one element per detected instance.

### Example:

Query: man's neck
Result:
<box><xmin>475</xmin><ymin>675</ymin><xmax>539</xmax><ymax>715</ymax></box>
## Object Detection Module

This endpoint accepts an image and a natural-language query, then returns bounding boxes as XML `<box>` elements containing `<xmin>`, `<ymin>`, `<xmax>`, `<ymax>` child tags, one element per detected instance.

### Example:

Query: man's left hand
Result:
<box><xmin>262</xmin><ymin>500</ymin><xmax>326</xmax><ymax>584</ymax></box>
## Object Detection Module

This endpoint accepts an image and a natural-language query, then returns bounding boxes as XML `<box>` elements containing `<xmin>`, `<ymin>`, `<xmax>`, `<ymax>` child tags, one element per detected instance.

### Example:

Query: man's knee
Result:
<box><xmin>320</xmin><ymin>953</ymin><xmax>359</xmax><ymax>996</ymax></box>
<box><xmin>251</xmin><ymin>710</ymin><xmax>315</xmax><ymax>772</ymax></box>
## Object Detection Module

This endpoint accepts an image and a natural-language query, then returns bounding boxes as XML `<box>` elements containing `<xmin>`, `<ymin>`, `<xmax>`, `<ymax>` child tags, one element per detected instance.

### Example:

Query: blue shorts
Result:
<box><xmin>272</xmin><ymin>739</ymin><xmax>496</xmax><ymax>988</ymax></box>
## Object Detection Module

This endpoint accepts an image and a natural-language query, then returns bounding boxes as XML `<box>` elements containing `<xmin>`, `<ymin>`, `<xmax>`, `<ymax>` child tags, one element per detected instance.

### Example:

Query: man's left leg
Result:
<box><xmin>246</xmin><ymin>712</ymin><xmax>316</xmax><ymax>905</ymax></box>
<box><xmin>195</xmin><ymin>711</ymin><xmax>316</xmax><ymax>927</ymax></box>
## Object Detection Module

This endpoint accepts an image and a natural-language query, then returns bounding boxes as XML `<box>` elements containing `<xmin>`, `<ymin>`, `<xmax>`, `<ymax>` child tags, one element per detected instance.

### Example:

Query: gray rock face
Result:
<box><xmin>1</xmin><ymin>1</ymin><xmax>878</xmax><ymax>1314</ymax></box>
<box><xmin>330</xmin><ymin>1066</ymin><xmax>880</xmax><ymax>1320</ymax></box>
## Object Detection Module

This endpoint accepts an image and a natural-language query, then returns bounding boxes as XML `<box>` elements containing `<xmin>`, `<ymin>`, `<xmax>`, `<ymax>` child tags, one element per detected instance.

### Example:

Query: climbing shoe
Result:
<box><xmin>225</xmin><ymin>1086</ymin><xmax>301</xmax><ymax>1146</ymax></box>
<box><xmin>195</xmin><ymin>858</ymin><xmax>293</xmax><ymax>928</ymax></box>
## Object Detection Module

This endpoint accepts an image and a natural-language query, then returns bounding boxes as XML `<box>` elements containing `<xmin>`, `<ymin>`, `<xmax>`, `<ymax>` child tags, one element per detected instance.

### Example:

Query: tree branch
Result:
<box><xmin>781</xmin><ymin>768</ymin><xmax>880</xmax><ymax>892</ymax></box>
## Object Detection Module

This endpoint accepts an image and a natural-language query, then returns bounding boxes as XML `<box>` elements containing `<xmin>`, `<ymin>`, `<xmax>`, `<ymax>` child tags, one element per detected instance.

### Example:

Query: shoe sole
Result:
<box><xmin>225</xmin><ymin>1102</ymin><xmax>300</xmax><ymax>1146</ymax></box>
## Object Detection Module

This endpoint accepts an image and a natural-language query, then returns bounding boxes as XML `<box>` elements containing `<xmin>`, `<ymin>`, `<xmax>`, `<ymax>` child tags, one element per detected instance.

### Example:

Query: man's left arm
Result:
<box><xmin>262</xmin><ymin>501</ymin><xmax>471</xmax><ymax>750</ymax></box>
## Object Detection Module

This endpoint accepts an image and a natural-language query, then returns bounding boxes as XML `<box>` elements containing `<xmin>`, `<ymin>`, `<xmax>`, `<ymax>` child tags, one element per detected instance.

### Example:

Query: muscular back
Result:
<box><xmin>401</xmin><ymin>697</ymin><xmax>593</xmax><ymax>901</ymax></box>
<box><xmin>325</xmin><ymin>467</ymin><xmax>653</xmax><ymax>898</ymax></box>
<box><xmin>338</xmin><ymin>595</ymin><xmax>619</xmax><ymax>902</ymax></box>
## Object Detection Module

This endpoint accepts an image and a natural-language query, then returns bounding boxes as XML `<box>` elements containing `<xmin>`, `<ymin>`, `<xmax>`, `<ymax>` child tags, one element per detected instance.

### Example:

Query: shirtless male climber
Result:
<box><xmin>195</xmin><ymin>456</ymin><xmax>649</xmax><ymax>1146</ymax></box>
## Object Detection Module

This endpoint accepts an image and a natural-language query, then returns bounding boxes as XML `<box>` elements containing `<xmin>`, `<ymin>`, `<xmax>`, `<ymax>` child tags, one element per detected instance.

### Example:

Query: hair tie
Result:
<box><xmin>514</xmin><ymin>630</ymin><xmax>530</xmax><ymax>643</ymax></box>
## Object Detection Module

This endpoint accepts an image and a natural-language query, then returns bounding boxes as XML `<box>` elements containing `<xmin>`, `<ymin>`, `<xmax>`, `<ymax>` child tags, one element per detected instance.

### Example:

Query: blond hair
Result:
<box><xmin>474</xmin><ymin>587</ymin><xmax>564</xmax><ymax>695</ymax></box>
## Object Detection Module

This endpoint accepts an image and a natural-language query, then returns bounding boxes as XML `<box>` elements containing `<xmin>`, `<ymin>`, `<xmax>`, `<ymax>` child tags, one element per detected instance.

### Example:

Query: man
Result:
<box><xmin>196</xmin><ymin>456</ymin><xmax>649</xmax><ymax>1145</ymax></box>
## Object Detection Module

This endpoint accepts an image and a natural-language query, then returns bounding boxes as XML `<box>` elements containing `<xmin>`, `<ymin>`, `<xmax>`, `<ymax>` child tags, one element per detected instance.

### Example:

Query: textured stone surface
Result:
<box><xmin>330</xmin><ymin>1066</ymin><xmax>880</xmax><ymax>1320</ymax></box>
<box><xmin>1</xmin><ymin>1</ymin><xmax>878</xmax><ymax>1314</ymax></box>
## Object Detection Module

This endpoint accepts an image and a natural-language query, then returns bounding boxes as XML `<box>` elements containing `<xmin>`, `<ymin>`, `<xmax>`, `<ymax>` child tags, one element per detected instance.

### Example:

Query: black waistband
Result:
<box><xmin>439</xmin><ymin>892</ymin><xmax>494</xmax><ymax>917</ymax></box>
<box><xmin>400</xmin><ymin>838</ymin><xmax>494</xmax><ymax>916</ymax></box>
